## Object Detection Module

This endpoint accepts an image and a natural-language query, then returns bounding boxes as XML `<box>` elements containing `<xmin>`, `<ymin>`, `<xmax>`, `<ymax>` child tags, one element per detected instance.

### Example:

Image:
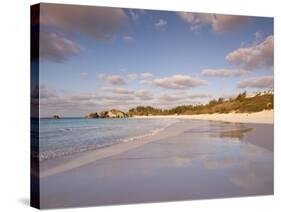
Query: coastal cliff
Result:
<box><xmin>85</xmin><ymin>109</ymin><xmax>127</xmax><ymax>119</ymax></box>
<box><xmin>85</xmin><ymin>112</ymin><xmax>99</xmax><ymax>119</ymax></box>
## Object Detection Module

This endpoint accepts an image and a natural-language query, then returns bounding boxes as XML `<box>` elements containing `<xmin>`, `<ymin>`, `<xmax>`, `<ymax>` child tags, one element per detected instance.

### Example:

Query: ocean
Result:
<box><xmin>39</xmin><ymin>118</ymin><xmax>179</xmax><ymax>160</ymax></box>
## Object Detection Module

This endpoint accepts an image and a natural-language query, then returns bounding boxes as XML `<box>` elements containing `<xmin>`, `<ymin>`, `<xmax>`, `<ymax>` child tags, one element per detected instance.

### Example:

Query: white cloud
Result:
<box><xmin>159</xmin><ymin>92</ymin><xmax>211</xmax><ymax>102</ymax></box>
<box><xmin>152</xmin><ymin>75</ymin><xmax>207</xmax><ymax>89</ymax></box>
<box><xmin>212</xmin><ymin>14</ymin><xmax>250</xmax><ymax>33</ymax></box>
<box><xmin>127</xmin><ymin>73</ymin><xmax>138</xmax><ymax>80</ymax></box>
<box><xmin>141</xmin><ymin>72</ymin><xmax>153</xmax><ymax>78</ymax></box>
<box><xmin>255</xmin><ymin>31</ymin><xmax>262</xmax><ymax>42</ymax></box>
<box><xmin>40</xmin><ymin>31</ymin><xmax>80</xmax><ymax>63</ymax></box>
<box><xmin>139</xmin><ymin>79</ymin><xmax>152</xmax><ymax>85</ymax></box>
<box><xmin>159</xmin><ymin>93</ymin><xmax>184</xmax><ymax>102</ymax></box>
<box><xmin>41</xmin><ymin>4</ymin><xmax>127</xmax><ymax>40</ymax></box>
<box><xmin>39</xmin><ymin>90</ymin><xmax>98</xmax><ymax>117</ymax></box>
<box><xmin>68</xmin><ymin>92</ymin><xmax>97</xmax><ymax>101</ymax></box>
<box><xmin>135</xmin><ymin>90</ymin><xmax>153</xmax><ymax>100</ymax></box>
<box><xmin>129</xmin><ymin>9</ymin><xmax>145</xmax><ymax>22</ymax></box>
<box><xmin>178</xmin><ymin>13</ymin><xmax>212</xmax><ymax>31</ymax></box>
<box><xmin>39</xmin><ymin>84</ymin><xmax>146</xmax><ymax>117</ymax></box>
<box><xmin>98</xmin><ymin>74</ymin><xmax>126</xmax><ymax>85</ymax></box>
<box><xmin>102</xmin><ymin>87</ymin><xmax>135</xmax><ymax>94</ymax></box>
<box><xmin>123</xmin><ymin>36</ymin><xmax>135</xmax><ymax>42</ymax></box>
<box><xmin>178</xmin><ymin>12</ymin><xmax>250</xmax><ymax>33</ymax></box>
<box><xmin>155</xmin><ymin>19</ymin><xmax>167</xmax><ymax>30</ymax></box>
<box><xmin>63</xmin><ymin>92</ymin><xmax>135</xmax><ymax>103</ymax></box>
<box><xmin>39</xmin><ymin>83</ymin><xmax>57</xmax><ymax>99</ymax></box>
<box><xmin>201</xmin><ymin>68</ymin><xmax>248</xmax><ymax>77</ymax></box>
<box><xmin>226</xmin><ymin>35</ymin><xmax>274</xmax><ymax>70</ymax></box>
<box><xmin>187</xmin><ymin>93</ymin><xmax>212</xmax><ymax>99</ymax></box>
<box><xmin>39</xmin><ymin>86</ymin><xmax>211</xmax><ymax>117</ymax></box>
<box><xmin>99</xmin><ymin>95</ymin><xmax>135</xmax><ymax>102</ymax></box>
<box><xmin>40</xmin><ymin>89</ymin><xmax>137</xmax><ymax>117</ymax></box>
<box><xmin>237</xmin><ymin>76</ymin><xmax>273</xmax><ymax>89</ymax></box>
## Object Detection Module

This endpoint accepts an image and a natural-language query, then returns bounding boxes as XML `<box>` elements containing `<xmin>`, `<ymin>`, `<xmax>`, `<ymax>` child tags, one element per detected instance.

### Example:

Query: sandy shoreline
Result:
<box><xmin>40</xmin><ymin>120</ymin><xmax>184</xmax><ymax>178</ymax></box>
<box><xmin>133</xmin><ymin>110</ymin><xmax>273</xmax><ymax>124</ymax></box>
<box><xmin>40</xmin><ymin>120</ymin><xmax>273</xmax><ymax>208</ymax></box>
<box><xmin>40</xmin><ymin>111</ymin><xmax>274</xmax><ymax>178</ymax></box>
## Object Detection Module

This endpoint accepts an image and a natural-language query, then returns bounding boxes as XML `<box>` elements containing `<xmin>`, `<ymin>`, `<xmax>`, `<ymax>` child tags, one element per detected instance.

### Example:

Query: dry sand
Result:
<box><xmin>133</xmin><ymin>110</ymin><xmax>273</xmax><ymax>124</ymax></box>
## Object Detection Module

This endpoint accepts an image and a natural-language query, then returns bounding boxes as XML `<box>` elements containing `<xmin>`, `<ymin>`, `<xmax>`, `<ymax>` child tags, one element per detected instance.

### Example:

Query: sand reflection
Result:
<box><xmin>40</xmin><ymin>120</ymin><xmax>273</xmax><ymax>208</ymax></box>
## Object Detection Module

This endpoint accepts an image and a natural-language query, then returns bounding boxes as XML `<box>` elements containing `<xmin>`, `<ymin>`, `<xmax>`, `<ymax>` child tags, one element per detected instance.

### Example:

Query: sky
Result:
<box><xmin>36</xmin><ymin>3</ymin><xmax>274</xmax><ymax>117</ymax></box>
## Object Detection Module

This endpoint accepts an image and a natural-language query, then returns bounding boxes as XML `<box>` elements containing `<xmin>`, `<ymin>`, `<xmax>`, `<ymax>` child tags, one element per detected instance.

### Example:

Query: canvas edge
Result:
<box><xmin>30</xmin><ymin>3</ymin><xmax>40</xmax><ymax>210</ymax></box>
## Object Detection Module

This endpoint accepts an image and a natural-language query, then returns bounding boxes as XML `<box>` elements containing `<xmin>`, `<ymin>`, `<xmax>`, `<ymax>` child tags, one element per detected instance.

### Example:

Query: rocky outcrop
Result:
<box><xmin>107</xmin><ymin>109</ymin><xmax>127</xmax><ymax>118</ymax></box>
<box><xmin>99</xmin><ymin>111</ymin><xmax>109</xmax><ymax>118</ymax></box>
<box><xmin>85</xmin><ymin>109</ymin><xmax>127</xmax><ymax>119</ymax></box>
<box><xmin>52</xmin><ymin>115</ymin><xmax>60</xmax><ymax>119</ymax></box>
<box><xmin>85</xmin><ymin>112</ymin><xmax>99</xmax><ymax>119</ymax></box>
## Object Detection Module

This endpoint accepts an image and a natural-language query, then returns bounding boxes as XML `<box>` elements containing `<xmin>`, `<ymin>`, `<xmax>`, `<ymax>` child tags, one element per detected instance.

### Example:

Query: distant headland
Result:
<box><xmin>52</xmin><ymin>91</ymin><xmax>273</xmax><ymax>119</ymax></box>
<box><xmin>85</xmin><ymin>109</ymin><xmax>127</xmax><ymax>119</ymax></box>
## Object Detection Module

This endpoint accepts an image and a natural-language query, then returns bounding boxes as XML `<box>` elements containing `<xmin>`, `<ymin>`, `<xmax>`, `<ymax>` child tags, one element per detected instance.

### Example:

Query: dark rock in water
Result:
<box><xmin>52</xmin><ymin>115</ymin><xmax>60</xmax><ymax>119</ymax></box>
<box><xmin>85</xmin><ymin>112</ymin><xmax>99</xmax><ymax>119</ymax></box>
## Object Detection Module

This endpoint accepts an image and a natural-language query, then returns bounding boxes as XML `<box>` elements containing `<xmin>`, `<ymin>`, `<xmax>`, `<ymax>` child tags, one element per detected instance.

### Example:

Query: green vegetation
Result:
<box><xmin>127</xmin><ymin>92</ymin><xmax>273</xmax><ymax>116</ymax></box>
<box><xmin>128</xmin><ymin>106</ymin><xmax>162</xmax><ymax>116</ymax></box>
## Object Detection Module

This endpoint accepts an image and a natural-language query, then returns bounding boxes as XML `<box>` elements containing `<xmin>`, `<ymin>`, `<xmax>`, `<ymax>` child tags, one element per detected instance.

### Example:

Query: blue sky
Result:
<box><xmin>37</xmin><ymin>4</ymin><xmax>274</xmax><ymax>117</ymax></box>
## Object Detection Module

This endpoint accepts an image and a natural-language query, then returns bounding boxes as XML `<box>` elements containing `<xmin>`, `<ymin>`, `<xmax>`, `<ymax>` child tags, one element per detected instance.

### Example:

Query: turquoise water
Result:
<box><xmin>39</xmin><ymin>118</ymin><xmax>178</xmax><ymax>160</ymax></box>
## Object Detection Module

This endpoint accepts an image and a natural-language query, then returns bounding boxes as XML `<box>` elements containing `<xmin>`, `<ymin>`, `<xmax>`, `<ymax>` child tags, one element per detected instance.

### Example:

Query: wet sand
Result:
<box><xmin>40</xmin><ymin>119</ymin><xmax>273</xmax><ymax>209</ymax></box>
